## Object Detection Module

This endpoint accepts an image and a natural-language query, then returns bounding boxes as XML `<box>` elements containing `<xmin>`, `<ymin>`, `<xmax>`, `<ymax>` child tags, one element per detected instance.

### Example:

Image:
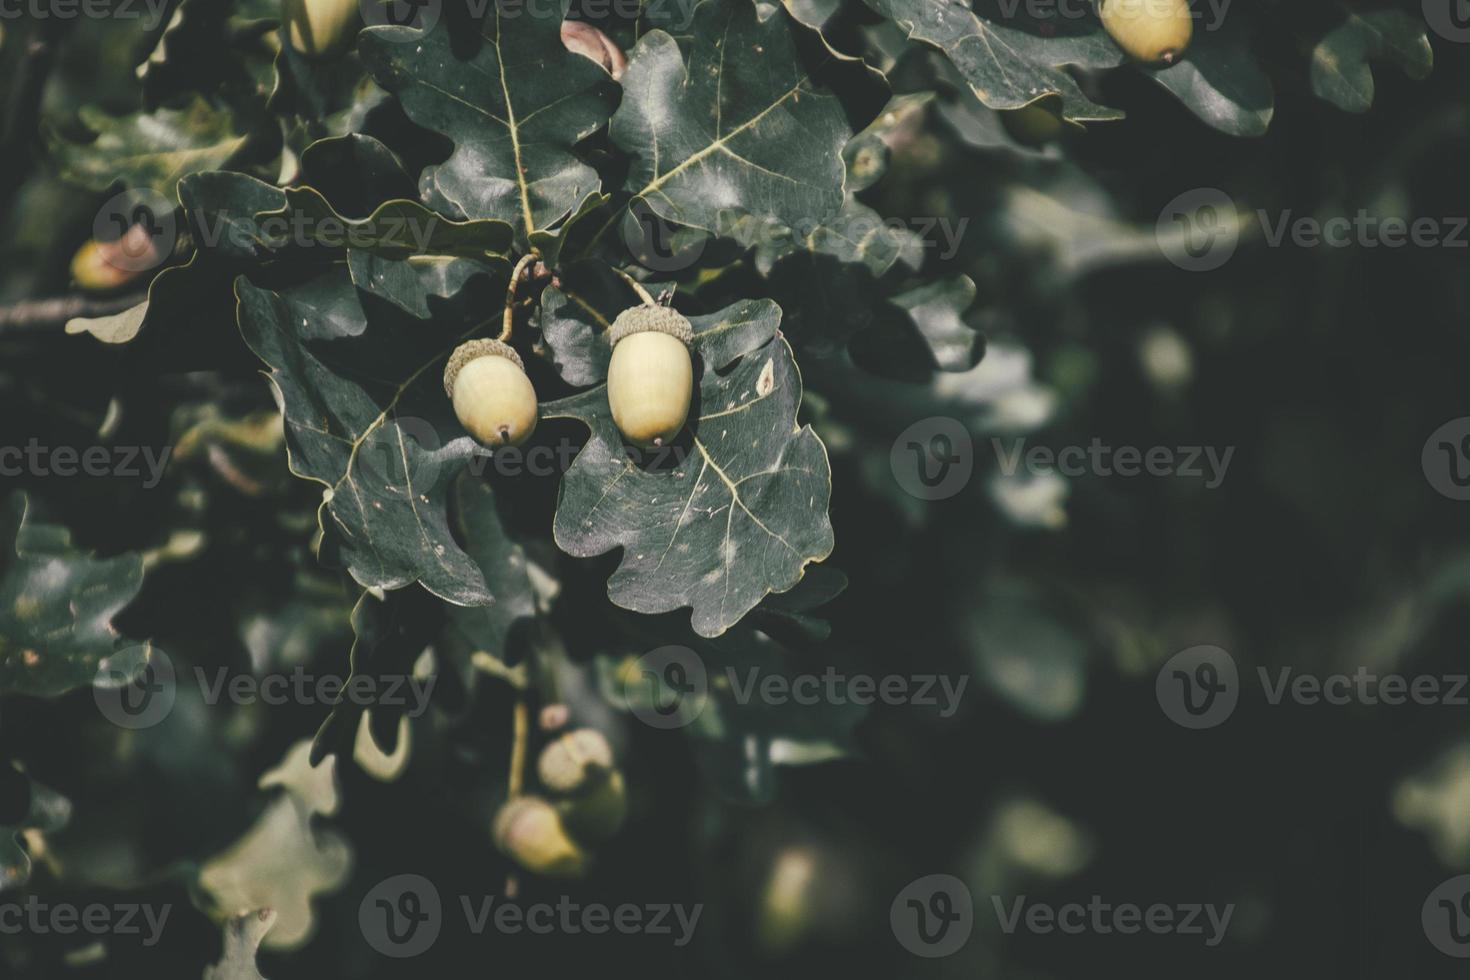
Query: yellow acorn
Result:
<box><xmin>493</xmin><ymin>796</ymin><xmax>587</xmax><ymax>877</ymax></box>
<box><xmin>559</xmin><ymin>770</ymin><xmax>628</xmax><ymax>843</ymax></box>
<box><xmin>443</xmin><ymin>339</ymin><xmax>538</xmax><ymax>448</ymax></box>
<box><xmin>1098</xmin><ymin>0</ymin><xmax>1193</xmax><ymax>65</ymax></box>
<box><xmin>606</xmin><ymin>305</ymin><xmax>694</xmax><ymax>450</ymax></box>
<box><xmin>282</xmin><ymin>0</ymin><xmax>360</xmax><ymax>59</ymax></box>
<box><xmin>537</xmin><ymin>728</ymin><xmax>614</xmax><ymax>794</ymax></box>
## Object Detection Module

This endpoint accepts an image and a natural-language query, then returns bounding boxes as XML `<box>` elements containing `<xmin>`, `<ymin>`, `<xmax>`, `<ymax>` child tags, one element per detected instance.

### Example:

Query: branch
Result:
<box><xmin>0</xmin><ymin>294</ymin><xmax>147</xmax><ymax>334</ymax></box>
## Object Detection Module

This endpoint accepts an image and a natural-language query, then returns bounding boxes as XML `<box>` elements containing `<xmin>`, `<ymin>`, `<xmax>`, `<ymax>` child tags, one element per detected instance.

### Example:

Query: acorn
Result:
<box><xmin>70</xmin><ymin>227</ymin><xmax>161</xmax><ymax>293</ymax></box>
<box><xmin>493</xmin><ymin>796</ymin><xmax>587</xmax><ymax>877</ymax></box>
<box><xmin>606</xmin><ymin>304</ymin><xmax>694</xmax><ymax>450</ymax></box>
<box><xmin>559</xmin><ymin>770</ymin><xmax>628</xmax><ymax>843</ymax></box>
<box><xmin>537</xmin><ymin>728</ymin><xmax>614</xmax><ymax>794</ymax></box>
<box><xmin>443</xmin><ymin>339</ymin><xmax>538</xmax><ymax>448</ymax></box>
<box><xmin>1098</xmin><ymin>0</ymin><xmax>1192</xmax><ymax>65</ymax></box>
<box><xmin>282</xmin><ymin>0</ymin><xmax>360</xmax><ymax>59</ymax></box>
<box><xmin>1000</xmin><ymin>103</ymin><xmax>1066</xmax><ymax>147</ymax></box>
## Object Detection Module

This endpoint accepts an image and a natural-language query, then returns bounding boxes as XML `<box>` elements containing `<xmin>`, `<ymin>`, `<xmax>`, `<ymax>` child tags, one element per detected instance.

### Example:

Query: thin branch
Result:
<box><xmin>0</xmin><ymin>293</ymin><xmax>146</xmax><ymax>334</ymax></box>
<box><xmin>612</xmin><ymin>267</ymin><xmax>657</xmax><ymax>307</ymax></box>
<box><xmin>499</xmin><ymin>253</ymin><xmax>538</xmax><ymax>342</ymax></box>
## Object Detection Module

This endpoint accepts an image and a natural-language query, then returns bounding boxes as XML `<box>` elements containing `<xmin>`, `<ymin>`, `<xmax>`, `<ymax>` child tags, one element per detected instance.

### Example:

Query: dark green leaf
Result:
<box><xmin>235</xmin><ymin>268</ymin><xmax>496</xmax><ymax>604</ymax></box>
<box><xmin>0</xmin><ymin>493</ymin><xmax>148</xmax><ymax>698</ymax></box>
<box><xmin>51</xmin><ymin>97</ymin><xmax>249</xmax><ymax>197</ymax></box>
<box><xmin>546</xmin><ymin>300</ymin><xmax>834</xmax><ymax>637</ymax></box>
<box><xmin>1149</xmin><ymin>21</ymin><xmax>1274</xmax><ymax>137</ymax></box>
<box><xmin>610</xmin><ymin>0</ymin><xmax>855</xmax><ymax>239</ymax></box>
<box><xmin>860</xmin><ymin>0</ymin><xmax>1125</xmax><ymax>121</ymax></box>
<box><xmin>442</xmin><ymin>472</ymin><xmax>538</xmax><ymax>667</ymax></box>
<box><xmin>0</xmin><ymin>768</ymin><xmax>70</xmax><ymax>894</ymax></box>
<box><xmin>1310</xmin><ymin>10</ymin><xmax>1433</xmax><ymax>114</ymax></box>
<box><xmin>358</xmin><ymin>2</ymin><xmax>618</xmax><ymax>242</ymax></box>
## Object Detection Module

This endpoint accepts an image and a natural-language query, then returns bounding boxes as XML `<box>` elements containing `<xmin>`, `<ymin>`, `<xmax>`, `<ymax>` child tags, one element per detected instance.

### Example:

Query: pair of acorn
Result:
<box><xmin>493</xmin><ymin>728</ymin><xmax>628</xmax><ymax>877</ymax></box>
<box><xmin>445</xmin><ymin>302</ymin><xmax>696</xmax><ymax>451</ymax></box>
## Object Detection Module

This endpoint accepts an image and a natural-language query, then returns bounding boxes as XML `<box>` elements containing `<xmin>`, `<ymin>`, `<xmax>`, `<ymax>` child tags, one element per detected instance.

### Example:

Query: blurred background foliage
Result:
<box><xmin>2</xmin><ymin>0</ymin><xmax>1469</xmax><ymax>977</ymax></box>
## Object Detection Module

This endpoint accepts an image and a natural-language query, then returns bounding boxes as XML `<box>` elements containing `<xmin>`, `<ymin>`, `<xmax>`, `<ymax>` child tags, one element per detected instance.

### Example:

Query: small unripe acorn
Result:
<box><xmin>537</xmin><ymin>728</ymin><xmax>614</xmax><ymax>794</ymax></box>
<box><xmin>70</xmin><ymin>228</ymin><xmax>161</xmax><ymax>293</ymax></box>
<box><xmin>1098</xmin><ymin>0</ymin><xmax>1192</xmax><ymax>65</ymax></box>
<box><xmin>1001</xmin><ymin>103</ymin><xmax>1066</xmax><ymax>147</ymax></box>
<box><xmin>559</xmin><ymin>770</ymin><xmax>627</xmax><ymax>843</ymax></box>
<box><xmin>606</xmin><ymin>305</ymin><xmax>694</xmax><ymax>450</ymax></box>
<box><xmin>443</xmin><ymin>339</ymin><xmax>538</xmax><ymax>448</ymax></box>
<box><xmin>493</xmin><ymin>796</ymin><xmax>588</xmax><ymax>877</ymax></box>
<box><xmin>282</xmin><ymin>0</ymin><xmax>360</xmax><ymax>59</ymax></box>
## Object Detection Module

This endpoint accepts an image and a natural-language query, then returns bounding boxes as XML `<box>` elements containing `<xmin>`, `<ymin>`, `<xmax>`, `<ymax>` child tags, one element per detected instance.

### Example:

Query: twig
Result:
<box><xmin>504</xmin><ymin>694</ymin><xmax>530</xmax><ymax>900</ymax></box>
<box><xmin>0</xmin><ymin>293</ymin><xmax>147</xmax><ymax>334</ymax></box>
<box><xmin>499</xmin><ymin>253</ymin><xmax>538</xmax><ymax>342</ymax></box>
<box><xmin>507</xmin><ymin>695</ymin><xmax>529</xmax><ymax>799</ymax></box>
<box><xmin>612</xmin><ymin>267</ymin><xmax>657</xmax><ymax>307</ymax></box>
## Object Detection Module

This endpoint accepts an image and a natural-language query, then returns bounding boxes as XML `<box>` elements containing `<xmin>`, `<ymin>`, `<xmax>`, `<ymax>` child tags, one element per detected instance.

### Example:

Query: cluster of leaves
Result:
<box><xmin>0</xmin><ymin>0</ymin><xmax>1445</xmax><ymax>972</ymax></box>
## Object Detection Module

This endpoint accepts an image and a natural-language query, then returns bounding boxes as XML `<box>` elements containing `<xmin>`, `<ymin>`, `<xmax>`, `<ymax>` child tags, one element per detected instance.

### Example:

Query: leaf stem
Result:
<box><xmin>612</xmin><ymin>267</ymin><xmax>657</xmax><ymax>307</ymax></box>
<box><xmin>500</xmin><ymin>253</ymin><xmax>538</xmax><ymax>342</ymax></box>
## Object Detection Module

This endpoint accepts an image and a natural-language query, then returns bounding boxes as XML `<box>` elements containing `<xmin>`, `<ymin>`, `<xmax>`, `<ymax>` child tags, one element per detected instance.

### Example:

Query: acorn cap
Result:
<box><xmin>608</xmin><ymin>305</ymin><xmax>693</xmax><ymax>347</ymax></box>
<box><xmin>443</xmin><ymin>338</ymin><xmax>524</xmax><ymax>397</ymax></box>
